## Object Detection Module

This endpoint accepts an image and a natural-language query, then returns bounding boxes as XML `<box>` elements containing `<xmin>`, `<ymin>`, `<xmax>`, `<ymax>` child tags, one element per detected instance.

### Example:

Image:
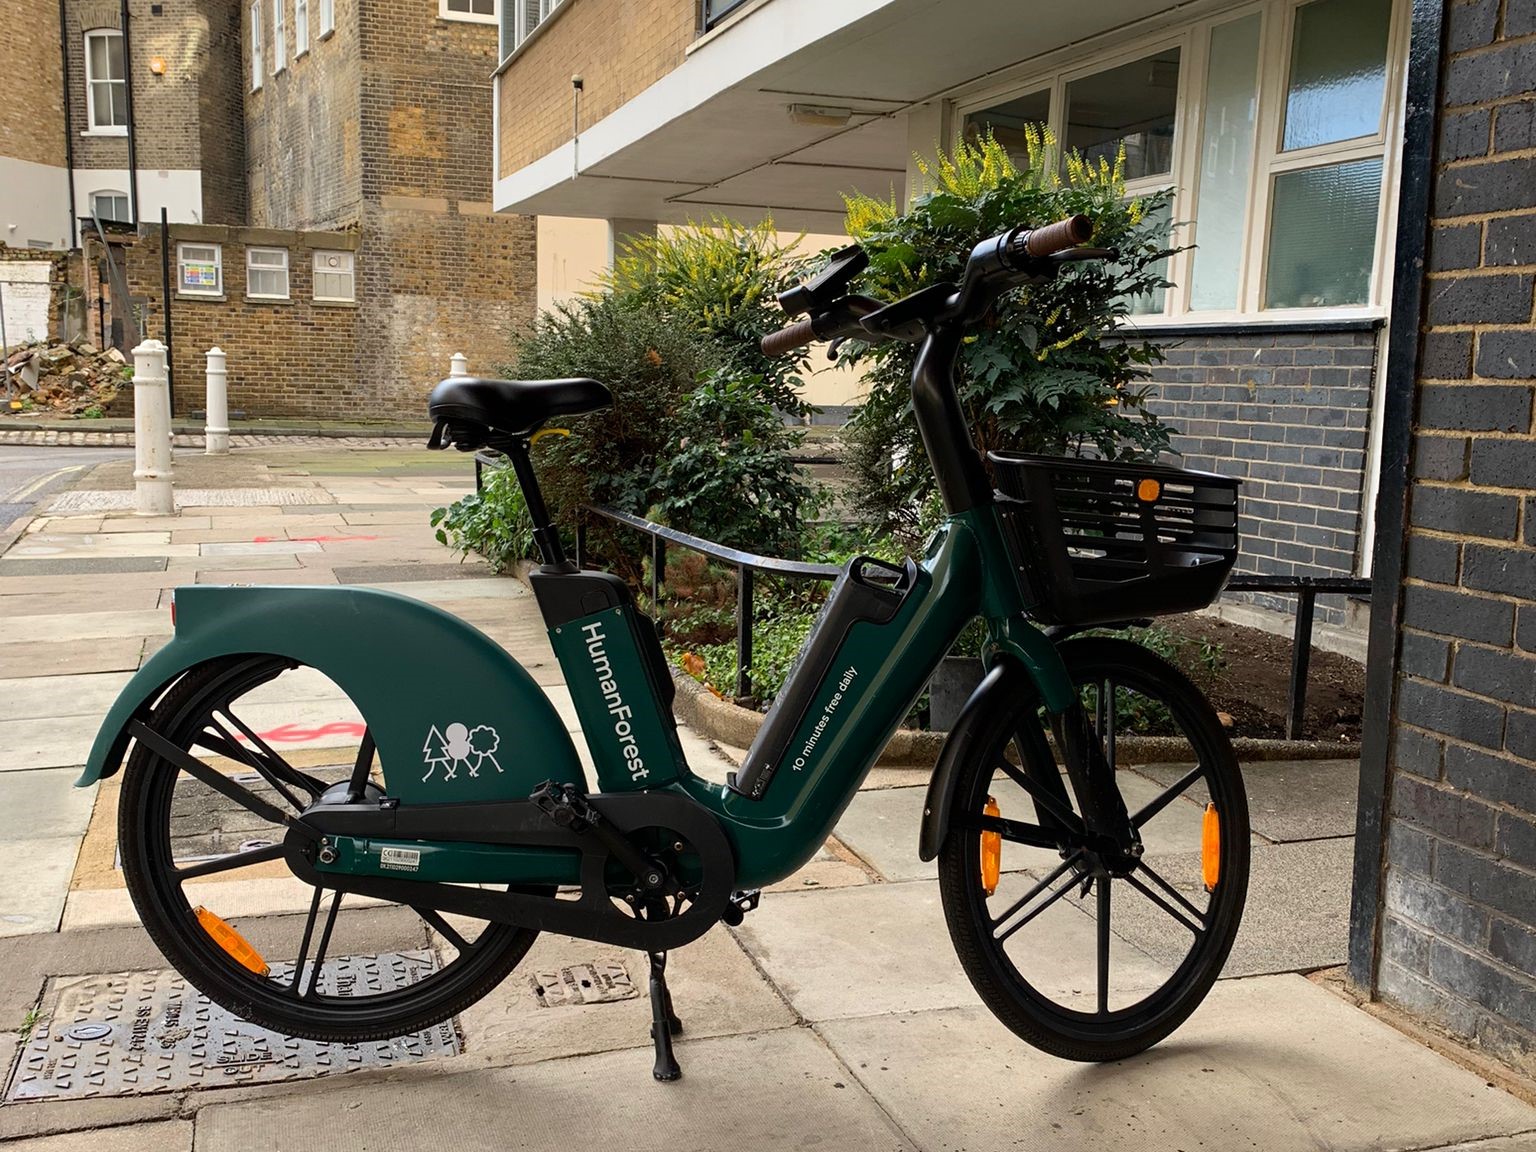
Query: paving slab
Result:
<box><xmin>0</xmin><ymin>589</ymin><xmax>161</xmax><ymax>616</ymax></box>
<box><xmin>0</xmin><ymin>557</ymin><xmax>170</xmax><ymax>576</ymax></box>
<box><xmin>4</xmin><ymin>610</ymin><xmax>169</xmax><ymax>644</ymax></box>
<box><xmin>454</xmin><ymin>925</ymin><xmax>795</xmax><ymax>1067</ymax></box>
<box><xmin>1142</xmin><ymin>757</ymin><xmax>1361</xmax><ymax>842</ymax></box>
<box><xmin>164</xmin><ymin>554</ymin><xmax>303</xmax><ymax>572</ymax></box>
<box><xmin>192</xmin><ymin>1028</ymin><xmax>912</xmax><ymax>1152</ymax></box>
<box><xmin>0</xmin><ymin>717</ymin><xmax>107</xmax><ymax>772</ymax></box>
<box><xmin>0</xmin><ymin>672</ymin><xmax>134</xmax><ymax>721</ymax></box>
<box><xmin>0</xmin><ymin>639</ymin><xmax>145</xmax><ymax>679</ymax></box>
<box><xmin>0</xmin><ymin>1091</ymin><xmax>183</xmax><ymax>1143</ymax></box>
<box><xmin>100</xmin><ymin>515</ymin><xmax>213</xmax><ymax>532</ymax></box>
<box><xmin>192</xmin><ymin>569</ymin><xmax>340</xmax><ymax>586</ymax></box>
<box><xmin>8</xmin><ymin>532</ymin><xmax>174</xmax><ymax>555</ymax></box>
<box><xmin>62</xmin><ymin>874</ymin><xmax>387</xmax><ymax>930</ymax></box>
<box><xmin>0</xmin><ymin>770</ymin><xmax>97</xmax><ymax>842</ymax></box>
<box><xmin>0</xmin><ymin>1119</ymin><xmax>194</xmax><ymax>1152</ymax></box>
<box><xmin>816</xmin><ymin>975</ymin><xmax>1536</xmax><ymax>1152</ymax></box>
<box><xmin>200</xmin><ymin>541</ymin><xmax>325</xmax><ymax>557</ymax></box>
<box><xmin>1102</xmin><ymin>836</ymin><xmax>1354</xmax><ymax>978</ymax></box>
<box><xmin>0</xmin><ymin>839</ymin><xmax>79</xmax><ymax>936</ymax></box>
<box><xmin>331</xmin><ymin>562</ymin><xmax>495</xmax><ymax>583</ymax></box>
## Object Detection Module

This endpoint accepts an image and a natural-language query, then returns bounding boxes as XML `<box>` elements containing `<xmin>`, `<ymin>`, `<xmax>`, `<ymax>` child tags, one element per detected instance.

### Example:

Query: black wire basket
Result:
<box><xmin>990</xmin><ymin>451</ymin><xmax>1240</xmax><ymax>627</ymax></box>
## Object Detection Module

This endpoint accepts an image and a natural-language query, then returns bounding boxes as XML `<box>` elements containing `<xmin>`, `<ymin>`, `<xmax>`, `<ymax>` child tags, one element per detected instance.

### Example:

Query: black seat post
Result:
<box><xmin>501</xmin><ymin>438</ymin><xmax>569</xmax><ymax>568</ymax></box>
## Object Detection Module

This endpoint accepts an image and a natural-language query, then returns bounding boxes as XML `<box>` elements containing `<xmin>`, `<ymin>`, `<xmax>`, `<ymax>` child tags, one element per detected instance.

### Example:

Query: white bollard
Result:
<box><xmin>204</xmin><ymin>346</ymin><xmax>230</xmax><ymax>455</ymax></box>
<box><xmin>132</xmin><ymin>339</ymin><xmax>175</xmax><ymax>515</ymax></box>
<box><xmin>449</xmin><ymin>352</ymin><xmax>469</xmax><ymax>377</ymax></box>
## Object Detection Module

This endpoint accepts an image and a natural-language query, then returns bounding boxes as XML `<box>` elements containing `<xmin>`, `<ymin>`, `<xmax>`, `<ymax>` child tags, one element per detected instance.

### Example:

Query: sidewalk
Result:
<box><xmin>1</xmin><ymin>442</ymin><xmax>1534</xmax><ymax>1151</ymax></box>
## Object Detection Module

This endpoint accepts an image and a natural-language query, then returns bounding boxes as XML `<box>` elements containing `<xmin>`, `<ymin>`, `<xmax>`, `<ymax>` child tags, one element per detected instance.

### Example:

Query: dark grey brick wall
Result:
<box><xmin>1377</xmin><ymin>0</ymin><xmax>1536</xmax><ymax>1076</ymax></box>
<box><xmin>1142</xmin><ymin>328</ymin><xmax>1379</xmax><ymax>624</ymax></box>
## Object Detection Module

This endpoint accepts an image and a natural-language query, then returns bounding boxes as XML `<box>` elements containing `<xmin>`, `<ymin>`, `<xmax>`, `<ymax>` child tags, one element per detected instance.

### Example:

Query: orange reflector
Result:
<box><xmin>1201</xmin><ymin>803</ymin><xmax>1220</xmax><ymax>892</ymax></box>
<box><xmin>194</xmin><ymin>906</ymin><xmax>270</xmax><ymax>976</ymax></box>
<box><xmin>980</xmin><ymin>795</ymin><xmax>1002</xmax><ymax>897</ymax></box>
<box><xmin>1137</xmin><ymin>477</ymin><xmax>1162</xmax><ymax>502</ymax></box>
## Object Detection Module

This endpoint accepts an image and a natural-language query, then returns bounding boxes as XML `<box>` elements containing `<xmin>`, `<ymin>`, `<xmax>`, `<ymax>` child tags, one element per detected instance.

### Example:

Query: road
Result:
<box><xmin>0</xmin><ymin>444</ymin><xmax>132</xmax><ymax>532</ymax></box>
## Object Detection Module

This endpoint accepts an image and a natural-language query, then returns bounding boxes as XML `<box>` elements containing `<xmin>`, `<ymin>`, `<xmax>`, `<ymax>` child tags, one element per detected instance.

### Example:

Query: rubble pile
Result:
<box><xmin>3</xmin><ymin>337</ymin><xmax>129</xmax><ymax>416</ymax></box>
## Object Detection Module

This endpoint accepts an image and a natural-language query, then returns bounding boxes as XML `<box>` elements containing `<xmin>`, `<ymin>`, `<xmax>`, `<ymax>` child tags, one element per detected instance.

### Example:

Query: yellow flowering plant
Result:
<box><xmin>837</xmin><ymin>128</ymin><xmax>1176</xmax><ymax>541</ymax></box>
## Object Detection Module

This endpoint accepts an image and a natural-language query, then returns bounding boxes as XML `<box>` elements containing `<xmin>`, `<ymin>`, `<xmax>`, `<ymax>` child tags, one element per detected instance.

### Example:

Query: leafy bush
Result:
<box><xmin>838</xmin><ymin>129</ymin><xmax>1176</xmax><ymax>542</ymax></box>
<box><xmin>650</xmin><ymin>370</ymin><xmax>819</xmax><ymax>558</ymax></box>
<box><xmin>430</xmin><ymin>464</ymin><xmax>535</xmax><ymax>573</ymax></box>
<box><xmin>599</xmin><ymin>218</ymin><xmax>813</xmax><ymax>417</ymax></box>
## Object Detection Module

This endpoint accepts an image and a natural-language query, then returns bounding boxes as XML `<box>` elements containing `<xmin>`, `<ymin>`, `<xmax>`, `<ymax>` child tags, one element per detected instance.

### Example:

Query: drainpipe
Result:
<box><xmin>119</xmin><ymin>0</ymin><xmax>141</xmax><ymax>226</ymax></box>
<box><xmin>58</xmin><ymin>0</ymin><xmax>77</xmax><ymax>248</ymax></box>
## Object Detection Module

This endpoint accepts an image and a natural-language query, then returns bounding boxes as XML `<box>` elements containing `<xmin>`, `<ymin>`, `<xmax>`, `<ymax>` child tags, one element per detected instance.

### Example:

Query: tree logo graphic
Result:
<box><xmin>421</xmin><ymin>725</ymin><xmax>451</xmax><ymax>782</ymax></box>
<box><xmin>468</xmin><ymin>725</ymin><xmax>502</xmax><ymax>776</ymax></box>
<box><xmin>421</xmin><ymin>723</ymin><xmax>502</xmax><ymax>781</ymax></box>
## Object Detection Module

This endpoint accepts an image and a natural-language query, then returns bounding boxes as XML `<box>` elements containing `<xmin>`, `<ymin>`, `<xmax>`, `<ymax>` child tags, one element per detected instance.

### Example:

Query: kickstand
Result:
<box><xmin>647</xmin><ymin>949</ymin><xmax>684</xmax><ymax>1082</ymax></box>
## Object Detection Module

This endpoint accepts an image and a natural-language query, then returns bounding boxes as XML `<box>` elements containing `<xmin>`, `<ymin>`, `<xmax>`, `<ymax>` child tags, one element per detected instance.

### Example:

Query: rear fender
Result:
<box><xmin>79</xmin><ymin>585</ymin><xmax>584</xmax><ymax>803</ymax></box>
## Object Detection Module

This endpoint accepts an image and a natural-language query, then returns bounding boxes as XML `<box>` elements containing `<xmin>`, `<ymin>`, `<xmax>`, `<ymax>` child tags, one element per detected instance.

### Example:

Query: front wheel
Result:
<box><xmin>938</xmin><ymin>635</ymin><xmax>1249</xmax><ymax>1062</ymax></box>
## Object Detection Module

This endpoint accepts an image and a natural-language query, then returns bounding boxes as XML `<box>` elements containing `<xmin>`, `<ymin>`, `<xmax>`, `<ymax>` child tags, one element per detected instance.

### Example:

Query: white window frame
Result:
<box><xmin>177</xmin><ymin>243</ymin><xmax>223</xmax><ymax>297</ymax></box>
<box><xmin>246</xmin><ymin>247</ymin><xmax>290</xmax><ymax>300</ymax></box>
<box><xmin>509</xmin><ymin>0</ymin><xmax>559</xmax><ymax>44</ymax></box>
<box><xmin>311</xmin><ymin>250</ymin><xmax>355</xmax><ymax>302</ymax></box>
<box><xmin>295</xmin><ymin>0</ymin><xmax>309</xmax><ymax>55</ymax></box>
<box><xmin>442</xmin><ymin>0</ymin><xmax>498</xmax><ymax>24</ymax></box>
<box><xmin>83</xmin><ymin>29</ymin><xmax>128</xmax><ymax>134</ymax></box>
<box><xmin>272</xmin><ymin>0</ymin><xmax>286</xmax><ymax>73</ymax></box>
<box><xmin>319</xmin><ymin>0</ymin><xmax>333</xmax><ymax>37</ymax></box>
<box><xmin>952</xmin><ymin>0</ymin><xmax>1409</xmax><ymax>327</ymax></box>
<box><xmin>90</xmin><ymin>190</ymin><xmax>130</xmax><ymax>223</ymax></box>
<box><xmin>250</xmin><ymin>0</ymin><xmax>263</xmax><ymax>89</ymax></box>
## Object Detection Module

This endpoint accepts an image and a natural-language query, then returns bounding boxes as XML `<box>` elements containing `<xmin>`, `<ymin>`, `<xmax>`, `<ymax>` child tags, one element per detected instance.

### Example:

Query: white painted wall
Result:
<box><xmin>0</xmin><ymin>261</ymin><xmax>55</xmax><ymax>351</ymax></box>
<box><xmin>0</xmin><ymin>157</ymin><xmax>72</xmax><ymax>250</ymax></box>
<box><xmin>72</xmin><ymin>169</ymin><xmax>204</xmax><ymax>225</ymax></box>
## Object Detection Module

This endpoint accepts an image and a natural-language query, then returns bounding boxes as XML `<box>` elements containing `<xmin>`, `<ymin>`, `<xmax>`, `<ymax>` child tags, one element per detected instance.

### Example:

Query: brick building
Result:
<box><xmin>1352</xmin><ymin>0</ymin><xmax>1536</xmax><ymax>1079</ymax></box>
<box><xmin>1</xmin><ymin>0</ymin><xmax>537</xmax><ymax>417</ymax></box>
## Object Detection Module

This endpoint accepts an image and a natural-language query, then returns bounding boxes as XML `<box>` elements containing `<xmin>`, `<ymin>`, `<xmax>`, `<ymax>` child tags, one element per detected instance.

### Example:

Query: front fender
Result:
<box><xmin>80</xmin><ymin>585</ymin><xmax>584</xmax><ymax>804</ymax></box>
<box><xmin>918</xmin><ymin>656</ymin><xmax>1030</xmax><ymax>862</ymax></box>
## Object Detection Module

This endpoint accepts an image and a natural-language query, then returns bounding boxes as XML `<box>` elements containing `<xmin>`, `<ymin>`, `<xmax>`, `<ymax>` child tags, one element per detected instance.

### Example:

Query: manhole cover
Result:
<box><xmin>530</xmin><ymin>960</ymin><xmax>638</xmax><ymax>1008</ymax></box>
<box><xmin>5</xmin><ymin>955</ymin><xmax>459</xmax><ymax>1101</ymax></box>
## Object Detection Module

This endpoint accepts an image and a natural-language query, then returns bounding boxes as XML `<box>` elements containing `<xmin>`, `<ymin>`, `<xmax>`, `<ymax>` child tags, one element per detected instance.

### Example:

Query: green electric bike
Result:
<box><xmin>83</xmin><ymin>213</ymin><xmax>1249</xmax><ymax>1080</ymax></box>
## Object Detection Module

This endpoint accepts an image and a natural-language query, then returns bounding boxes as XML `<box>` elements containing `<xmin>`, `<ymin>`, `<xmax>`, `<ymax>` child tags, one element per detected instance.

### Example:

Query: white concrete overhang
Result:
<box><xmin>495</xmin><ymin>0</ymin><xmax>1191</xmax><ymax>230</ymax></box>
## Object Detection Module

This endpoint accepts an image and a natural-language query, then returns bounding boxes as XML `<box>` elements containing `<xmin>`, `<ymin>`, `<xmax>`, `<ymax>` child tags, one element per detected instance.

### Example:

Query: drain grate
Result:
<box><xmin>530</xmin><ymin>960</ymin><xmax>638</xmax><ymax>1009</ymax></box>
<box><xmin>5</xmin><ymin>955</ymin><xmax>459</xmax><ymax>1101</ymax></box>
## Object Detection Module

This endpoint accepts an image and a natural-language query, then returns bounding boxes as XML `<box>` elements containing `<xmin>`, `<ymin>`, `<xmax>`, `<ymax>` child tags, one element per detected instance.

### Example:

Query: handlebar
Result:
<box><xmin>1016</xmin><ymin>214</ymin><xmax>1093</xmax><ymax>259</ymax></box>
<box><xmin>760</xmin><ymin>317</ymin><xmax>818</xmax><ymax>357</ymax></box>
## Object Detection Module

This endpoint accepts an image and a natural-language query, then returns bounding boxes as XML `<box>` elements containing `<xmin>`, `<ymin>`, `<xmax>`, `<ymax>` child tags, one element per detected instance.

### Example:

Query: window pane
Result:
<box><xmin>88</xmin><ymin>34</ymin><xmax>108</xmax><ymax>78</ymax></box>
<box><xmin>91</xmin><ymin>85</ymin><xmax>113</xmax><ymax>127</ymax></box>
<box><xmin>249</xmin><ymin>268</ymin><xmax>288</xmax><ymax>297</ymax></box>
<box><xmin>1282</xmin><ymin>0</ymin><xmax>1393</xmax><ymax>151</ymax></box>
<box><xmin>962</xmin><ymin>90</ymin><xmax>1051</xmax><ymax>172</ymax></box>
<box><xmin>105</xmin><ymin>32</ymin><xmax>124</xmax><ymax>77</ymax></box>
<box><xmin>1065</xmin><ymin>48</ymin><xmax>1180</xmax><ymax>182</ymax></box>
<box><xmin>472</xmin><ymin>0</ymin><xmax>494</xmax><ymax>14</ymax></box>
<box><xmin>1189</xmin><ymin>14</ymin><xmax>1261</xmax><ymax>311</ymax></box>
<box><xmin>1264</xmin><ymin>157</ymin><xmax>1382</xmax><ymax>309</ymax></box>
<box><xmin>1126</xmin><ymin>196</ymin><xmax>1172</xmax><ymax>316</ymax></box>
<box><xmin>109</xmin><ymin>82</ymin><xmax>127</xmax><ymax>126</ymax></box>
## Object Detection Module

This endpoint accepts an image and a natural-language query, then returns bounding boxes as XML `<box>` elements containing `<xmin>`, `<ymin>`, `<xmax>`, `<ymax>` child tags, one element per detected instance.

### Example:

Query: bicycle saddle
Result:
<box><xmin>428</xmin><ymin>376</ymin><xmax>612</xmax><ymax>439</ymax></box>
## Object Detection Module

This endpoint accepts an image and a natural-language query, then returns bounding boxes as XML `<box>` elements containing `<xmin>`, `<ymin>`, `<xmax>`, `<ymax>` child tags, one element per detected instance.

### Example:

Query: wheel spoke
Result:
<box><xmin>347</xmin><ymin>730</ymin><xmax>377</xmax><ymax>800</ymax></box>
<box><xmin>1131</xmin><ymin>764</ymin><xmax>1204</xmax><ymax>829</ymax></box>
<box><xmin>301</xmin><ymin>892</ymin><xmax>343</xmax><ymax>999</ymax></box>
<box><xmin>1096</xmin><ymin>876</ymin><xmax>1110</xmax><ymax>1015</ymax></box>
<box><xmin>175</xmin><ymin>842</ymin><xmax>284</xmax><ymax>881</ymax></box>
<box><xmin>214</xmin><ymin>708</ymin><xmax>327</xmax><ymax>806</ymax></box>
<box><xmin>415</xmin><ymin>906</ymin><xmax>478</xmax><ymax>955</ymax></box>
<box><xmin>1136</xmin><ymin>859</ymin><xmax>1208</xmax><ymax>923</ymax></box>
<box><xmin>954</xmin><ymin>811</ymin><xmax>1065</xmax><ymax>851</ymax></box>
<box><xmin>198</xmin><ymin>715</ymin><xmax>306</xmax><ymax>812</ymax></box>
<box><xmin>996</xmin><ymin>758</ymin><xmax>1084</xmax><ymax>834</ymax></box>
<box><xmin>130</xmin><ymin>720</ymin><xmax>292</xmax><ymax>826</ymax></box>
<box><xmin>1102</xmin><ymin>680</ymin><xmax>1117</xmax><ymax>774</ymax></box>
<box><xmin>1123</xmin><ymin>871</ymin><xmax>1205</xmax><ymax>936</ymax></box>
<box><xmin>994</xmin><ymin>852</ymin><xmax>1085</xmax><ymax>944</ymax></box>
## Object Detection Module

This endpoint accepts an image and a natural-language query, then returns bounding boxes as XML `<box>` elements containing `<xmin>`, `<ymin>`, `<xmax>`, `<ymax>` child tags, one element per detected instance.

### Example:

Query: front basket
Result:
<box><xmin>990</xmin><ymin>451</ymin><xmax>1240</xmax><ymax>627</ymax></box>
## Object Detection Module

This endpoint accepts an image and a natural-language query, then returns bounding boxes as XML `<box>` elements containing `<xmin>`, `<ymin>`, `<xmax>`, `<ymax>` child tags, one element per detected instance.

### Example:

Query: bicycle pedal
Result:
<box><xmin>720</xmin><ymin>888</ymin><xmax>761</xmax><ymax>926</ymax></box>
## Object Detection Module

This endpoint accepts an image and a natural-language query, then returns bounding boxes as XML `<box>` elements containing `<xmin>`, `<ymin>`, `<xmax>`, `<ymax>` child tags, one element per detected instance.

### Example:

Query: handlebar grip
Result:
<box><xmin>1024</xmin><ymin>214</ymin><xmax>1094</xmax><ymax>258</ymax></box>
<box><xmin>761</xmin><ymin>317</ymin><xmax>818</xmax><ymax>357</ymax></box>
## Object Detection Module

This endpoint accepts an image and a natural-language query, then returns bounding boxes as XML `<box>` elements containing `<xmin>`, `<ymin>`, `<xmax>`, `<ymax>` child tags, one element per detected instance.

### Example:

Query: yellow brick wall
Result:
<box><xmin>1</xmin><ymin>0</ymin><xmax>66</xmax><ymax>168</ymax></box>
<box><xmin>496</xmin><ymin>0</ymin><xmax>697</xmax><ymax>179</ymax></box>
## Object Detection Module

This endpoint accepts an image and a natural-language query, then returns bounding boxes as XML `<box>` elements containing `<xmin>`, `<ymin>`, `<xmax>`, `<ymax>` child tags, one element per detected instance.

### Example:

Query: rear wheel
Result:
<box><xmin>938</xmin><ymin>636</ymin><xmax>1249</xmax><ymax>1061</ymax></box>
<box><xmin>118</xmin><ymin>655</ymin><xmax>540</xmax><ymax>1043</ymax></box>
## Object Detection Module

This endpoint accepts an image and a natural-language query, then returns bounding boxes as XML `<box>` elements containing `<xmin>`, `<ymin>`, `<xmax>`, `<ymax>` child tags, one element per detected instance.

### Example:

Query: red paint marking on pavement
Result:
<box><xmin>234</xmin><ymin>721</ymin><xmax>366</xmax><ymax>743</ymax></box>
<box><xmin>250</xmin><ymin>534</ymin><xmax>381</xmax><ymax>544</ymax></box>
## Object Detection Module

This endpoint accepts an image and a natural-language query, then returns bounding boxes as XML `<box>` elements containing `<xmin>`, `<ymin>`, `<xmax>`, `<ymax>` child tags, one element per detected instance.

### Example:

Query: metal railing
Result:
<box><xmin>476</xmin><ymin>449</ymin><xmax>1371</xmax><ymax>736</ymax></box>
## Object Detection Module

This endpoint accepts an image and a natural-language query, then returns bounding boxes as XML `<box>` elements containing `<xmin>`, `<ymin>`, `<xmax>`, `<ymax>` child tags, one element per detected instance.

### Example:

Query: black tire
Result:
<box><xmin>118</xmin><ymin>655</ymin><xmax>541</xmax><ymax>1043</ymax></box>
<box><xmin>938</xmin><ymin>635</ymin><xmax>1249</xmax><ymax>1062</ymax></box>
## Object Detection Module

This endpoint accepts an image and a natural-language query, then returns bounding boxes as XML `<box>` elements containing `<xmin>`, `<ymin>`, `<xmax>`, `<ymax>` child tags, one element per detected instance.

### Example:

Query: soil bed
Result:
<box><xmin>1162</xmin><ymin>614</ymin><xmax>1365</xmax><ymax>743</ymax></box>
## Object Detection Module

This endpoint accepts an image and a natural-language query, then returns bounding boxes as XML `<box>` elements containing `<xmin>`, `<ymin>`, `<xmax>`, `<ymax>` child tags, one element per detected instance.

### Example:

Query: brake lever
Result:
<box><xmin>827</xmin><ymin>337</ymin><xmax>847</xmax><ymax>362</ymax></box>
<box><xmin>1048</xmin><ymin>247</ymin><xmax>1120</xmax><ymax>264</ymax></box>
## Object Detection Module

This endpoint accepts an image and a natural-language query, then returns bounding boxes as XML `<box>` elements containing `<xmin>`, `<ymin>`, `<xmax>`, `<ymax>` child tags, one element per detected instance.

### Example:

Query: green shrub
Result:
<box><xmin>599</xmin><ymin>218</ymin><xmax>814</xmax><ymax>418</ymax></box>
<box><xmin>430</xmin><ymin>464</ymin><xmax>535</xmax><ymax>573</ymax></box>
<box><xmin>838</xmin><ymin>129</ymin><xmax>1175</xmax><ymax>542</ymax></box>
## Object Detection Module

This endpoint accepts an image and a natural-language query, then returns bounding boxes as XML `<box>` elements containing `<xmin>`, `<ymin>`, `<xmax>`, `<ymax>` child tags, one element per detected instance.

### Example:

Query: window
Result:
<box><xmin>443</xmin><ymin>0</ymin><xmax>496</xmax><ymax>19</ymax></box>
<box><xmin>312</xmin><ymin>250</ymin><xmax>354</xmax><ymax>301</ymax></box>
<box><xmin>503</xmin><ymin>0</ymin><xmax>558</xmax><ymax>52</ymax></box>
<box><xmin>272</xmin><ymin>0</ymin><xmax>286</xmax><ymax>72</ymax></box>
<box><xmin>295</xmin><ymin>0</ymin><xmax>308</xmax><ymax>54</ymax></box>
<box><xmin>958</xmin><ymin>0</ymin><xmax>1403</xmax><ymax>320</ymax></box>
<box><xmin>178</xmin><ymin>243</ymin><xmax>222</xmax><ymax>296</ymax></box>
<box><xmin>90</xmin><ymin>190</ymin><xmax>130</xmax><ymax>223</ymax></box>
<box><xmin>319</xmin><ymin>0</ymin><xmax>333</xmax><ymax>36</ymax></box>
<box><xmin>250</xmin><ymin>0</ymin><xmax>263</xmax><ymax>89</ymax></box>
<box><xmin>84</xmin><ymin>30</ymin><xmax>127</xmax><ymax>132</ymax></box>
<box><xmin>247</xmin><ymin>247</ymin><xmax>290</xmax><ymax>299</ymax></box>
